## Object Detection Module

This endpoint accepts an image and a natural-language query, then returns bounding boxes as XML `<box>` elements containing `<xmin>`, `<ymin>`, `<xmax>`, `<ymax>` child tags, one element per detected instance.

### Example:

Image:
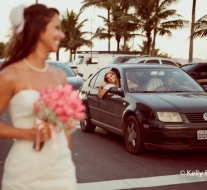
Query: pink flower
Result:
<box><xmin>55</xmin><ymin>106</ymin><xmax>64</xmax><ymax>115</ymax></box>
<box><xmin>67</xmin><ymin>123</ymin><xmax>77</xmax><ymax>129</ymax></box>
<box><xmin>74</xmin><ymin>112</ymin><xmax>85</xmax><ymax>120</ymax></box>
<box><xmin>60</xmin><ymin>114</ymin><xmax>69</xmax><ymax>122</ymax></box>
<box><xmin>34</xmin><ymin>83</ymin><xmax>85</xmax><ymax>134</ymax></box>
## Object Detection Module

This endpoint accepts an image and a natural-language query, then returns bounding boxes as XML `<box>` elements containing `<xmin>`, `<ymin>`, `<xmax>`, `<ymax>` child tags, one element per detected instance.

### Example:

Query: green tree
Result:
<box><xmin>61</xmin><ymin>10</ymin><xmax>92</xmax><ymax>61</ymax></box>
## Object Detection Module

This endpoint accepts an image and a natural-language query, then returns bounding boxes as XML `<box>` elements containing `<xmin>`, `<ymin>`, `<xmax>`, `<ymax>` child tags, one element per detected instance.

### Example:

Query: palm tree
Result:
<box><xmin>92</xmin><ymin>0</ymin><xmax>138</xmax><ymax>51</ymax></box>
<box><xmin>193</xmin><ymin>14</ymin><xmax>207</xmax><ymax>38</ymax></box>
<box><xmin>189</xmin><ymin>0</ymin><xmax>196</xmax><ymax>62</ymax></box>
<box><xmin>111</xmin><ymin>0</ymin><xmax>139</xmax><ymax>51</ymax></box>
<box><xmin>61</xmin><ymin>9</ymin><xmax>92</xmax><ymax>61</ymax></box>
<box><xmin>120</xmin><ymin>43</ymin><xmax>131</xmax><ymax>51</ymax></box>
<box><xmin>137</xmin><ymin>40</ymin><xmax>148</xmax><ymax>55</ymax></box>
<box><xmin>123</xmin><ymin>0</ymin><xmax>188</xmax><ymax>56</ymax></box>
<box><xmin>81</xmin><ymin>0</ymin><xmax>113</xmax><ymax>51</ymax></box>
<box><xmin>137</xmin><ymin>40</ymin><xmax>171</xmax><ymax>58</ymax></box>
<box><xmin>151</xmin><ymin>0</ymin><xmax>189</xmax><ymax>56</ymax></box>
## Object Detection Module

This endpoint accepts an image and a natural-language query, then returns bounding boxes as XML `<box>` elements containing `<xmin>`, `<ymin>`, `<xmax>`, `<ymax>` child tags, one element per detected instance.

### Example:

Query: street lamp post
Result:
<box><xmin>90</xmin><ymin>7</ymin><xmax>94</xmax><ymax>59</ymax></box>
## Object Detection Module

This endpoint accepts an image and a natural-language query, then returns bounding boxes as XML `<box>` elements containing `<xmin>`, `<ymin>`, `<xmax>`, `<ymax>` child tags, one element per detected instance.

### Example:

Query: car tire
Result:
<box><xmin>80</xmin><ymin>107</ymin><xmax>96</xmax><ymax>132</ymax></box>
<box><xmin>124</xmin><ymin>116</ymin><xmax>145</xmax><ymax>154</ymax></box>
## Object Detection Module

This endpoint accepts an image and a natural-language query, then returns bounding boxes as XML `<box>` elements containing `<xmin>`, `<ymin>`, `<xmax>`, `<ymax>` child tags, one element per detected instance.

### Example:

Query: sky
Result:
<box><xmin>0</xmin><ymin>0</ymin><xmax>207</xmax><ymax>62</ymax></box>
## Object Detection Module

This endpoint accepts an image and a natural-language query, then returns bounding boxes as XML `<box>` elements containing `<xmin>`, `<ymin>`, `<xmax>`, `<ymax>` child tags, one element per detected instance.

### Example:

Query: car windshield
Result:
<box><xmin>125</xmin><ymin>68</ymin><xmax>204</xmax><ymax>93</ymax></box>
<box><xmin>73</xmin><ymin>57</ymin><xmax>84</xmax><ymax>65</ymax></box>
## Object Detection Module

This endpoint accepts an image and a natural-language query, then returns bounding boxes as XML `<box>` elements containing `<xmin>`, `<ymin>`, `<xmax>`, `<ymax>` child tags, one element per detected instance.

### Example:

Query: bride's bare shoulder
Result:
<box><xmin>0</xmin><ymin>61</ymin><xmax>21</xmax><ymax>83</ymax></box>
<box><xmin>48</xmin><ymin>64</ymin><xmax>67</xmax><ymax>82</ymax></box>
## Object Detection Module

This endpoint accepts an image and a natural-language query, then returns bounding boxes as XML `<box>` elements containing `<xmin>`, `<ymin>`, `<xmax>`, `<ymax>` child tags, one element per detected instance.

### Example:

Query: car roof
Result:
<box><xmin>128</xmin><ymin>56</ymin><xmax>176</xmax><ymax>60</ymax></box>
<box><xmin>182</xmin><ymin>62</ymin><xmax>207</xmax><ymax>66</ymax></box>
<box><xmin>108</xmin><ymin>63</ymin><xmax>179</xmax><ymax>69</ymax></box>
<box><xmin>114</xmin><ymin>55</ymin><xmax>138</xmax><ymax>58</ymax></box>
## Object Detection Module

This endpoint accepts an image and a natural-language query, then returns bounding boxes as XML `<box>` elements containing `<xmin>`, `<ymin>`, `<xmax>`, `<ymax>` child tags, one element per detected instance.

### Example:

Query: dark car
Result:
<box><xmin>79</xmin><ymin>64</ymin><xmax>207</xmax><ymax>154</ymax></box>
<box><xmin>125</xmin><ymin>57</ymin><xmax>182</xmax><ymax>67</ymax></box>
<box><xmin>46</xmin><ymin>60</ymin><xmax>84</xmax><ymax>90</ymax></box>
<box><xmin>109</xmin><ymin>56</ymin><xmax>138</xmax><ymax>64</ymax></box>
<box><xmin>181</xmin><ymin>62</ymin><xmax>207</xmax><ymax>85</ymax></box>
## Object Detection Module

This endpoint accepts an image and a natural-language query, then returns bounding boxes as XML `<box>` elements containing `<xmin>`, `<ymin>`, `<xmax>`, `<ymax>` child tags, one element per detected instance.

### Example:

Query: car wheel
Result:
<box><xmin>124</xmin><ymin>116</ymin><xmax>145</xmax><ymax>154</ymax></box>
<box><xmin>80</xmin><ymin>107</ymin><xmax>96</xmax><ymax>132</ymax></box>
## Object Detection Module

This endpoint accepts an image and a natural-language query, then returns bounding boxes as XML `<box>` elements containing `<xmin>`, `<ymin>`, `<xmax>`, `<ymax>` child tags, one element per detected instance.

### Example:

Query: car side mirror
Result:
<box><xmin>77</xmin><ymin>72</ymin><xmax>83</xmax><ymax>77</ymax></box>
<box><xmin>202</xmin><ymin>85</ymin><xmax>207</xmax><ymax>92</ymax></box>
<box><xmin>108</xmin><ymin>87</ymin><xmax>124</xmax><ymax>97</ymax></box>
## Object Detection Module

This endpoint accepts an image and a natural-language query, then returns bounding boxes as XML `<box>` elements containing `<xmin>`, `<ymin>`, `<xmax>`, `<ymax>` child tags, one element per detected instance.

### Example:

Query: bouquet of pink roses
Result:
<box><xmin>33</xmin><ymin>84</ymin><xmax>85</xmax><ymax>151</ymax></box>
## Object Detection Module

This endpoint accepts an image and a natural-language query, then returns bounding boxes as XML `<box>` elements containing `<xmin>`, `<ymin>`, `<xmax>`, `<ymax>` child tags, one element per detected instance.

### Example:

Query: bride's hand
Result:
<box><xmin>39</xmin><ymin>124</ymin><xmax>51</xmax><ymax>142</ymax></box>
<box><xmin>31</xmin><ymin>122</ymin><xmax>51</xmax><ymax>142</ymax></box>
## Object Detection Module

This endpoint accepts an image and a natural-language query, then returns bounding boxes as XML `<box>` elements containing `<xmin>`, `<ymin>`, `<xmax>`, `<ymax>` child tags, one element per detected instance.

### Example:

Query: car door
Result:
<box><xmin>191</xmin><ymin>65</ymin><xmax>207</xmax><ymax>85</ymax></box>
<box><xmin>87</xmin><ymin>68</ymin><xmax>111</xmax><ymax>122</ymax></box>
<box><xmin>99</xmin><ymin>69</ymin><xmax>127</xmax><ymax>133</ymax></box>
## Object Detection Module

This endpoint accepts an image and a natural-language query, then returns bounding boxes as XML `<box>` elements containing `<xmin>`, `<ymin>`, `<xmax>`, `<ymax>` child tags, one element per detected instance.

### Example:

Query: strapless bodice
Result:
<box><xmin>8</xmin><ymin>89</ymin><xmax>40</xmax><ymax>129</ymax></box>
<box><xmin>2</xmin><ymin>90</ymin><xmax>77</xmax><ymax>190</ymax></box>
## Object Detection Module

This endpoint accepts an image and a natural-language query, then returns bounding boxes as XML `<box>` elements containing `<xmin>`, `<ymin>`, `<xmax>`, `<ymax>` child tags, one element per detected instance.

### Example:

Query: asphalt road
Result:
<box><xmin>1</xmin><ymin>110</ymin><xmax>207</xmax><ymax>190</ymax></box>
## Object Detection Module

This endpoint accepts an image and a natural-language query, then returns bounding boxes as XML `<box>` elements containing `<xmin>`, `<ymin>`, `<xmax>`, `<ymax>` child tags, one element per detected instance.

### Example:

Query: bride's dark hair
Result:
<box><xmin>1</xmin><ymin>4</ymin><xmax>59</xmax><ymax>70</ymax></box>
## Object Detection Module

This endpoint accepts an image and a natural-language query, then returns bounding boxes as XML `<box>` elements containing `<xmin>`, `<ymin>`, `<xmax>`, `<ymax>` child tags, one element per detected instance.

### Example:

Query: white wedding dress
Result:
<box><xmin>2</xmin><ymin>90</ymin><xmax>77</xmax><ymax>190</ymax></box>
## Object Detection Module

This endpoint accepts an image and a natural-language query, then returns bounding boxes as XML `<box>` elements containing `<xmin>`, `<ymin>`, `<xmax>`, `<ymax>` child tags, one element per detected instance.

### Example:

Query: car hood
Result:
<box><xmin>66</xmin><ymin>75</ymin><xmax>84</xmax><ymax>90</ymax></box>
<box><xmin>130</xmin><ymin>92</ymin><xmax>207</xmax><ymax>113</ymax></box>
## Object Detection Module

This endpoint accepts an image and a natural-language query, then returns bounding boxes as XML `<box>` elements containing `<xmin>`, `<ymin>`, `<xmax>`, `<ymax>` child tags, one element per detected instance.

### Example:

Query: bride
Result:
<box><xmin>0</xmin><ymin>3</ymin><xmax>77</xmax><ymax>190</ymax></box>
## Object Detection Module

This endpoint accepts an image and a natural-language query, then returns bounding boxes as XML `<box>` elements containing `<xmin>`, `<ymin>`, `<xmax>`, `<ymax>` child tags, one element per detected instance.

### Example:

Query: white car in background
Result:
<box><xmin>70</xmin><ymin>52</ymin><xmax>141</xmax><ymax>80</ymax></box>
<box><xmin>125</xmin><ymin>57</ymin><xmax>182</xmax><ymax>67</ymax></box>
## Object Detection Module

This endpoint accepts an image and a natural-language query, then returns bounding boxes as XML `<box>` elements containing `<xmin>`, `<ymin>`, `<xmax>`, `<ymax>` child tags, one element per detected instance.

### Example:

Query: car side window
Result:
<box><xmin>109</xmin><ymin>58</ymin><xmax>118</xmax><ymax>64</ymax></box>
<box><xmin>89</xmin><ymin>73</ymin><xmax>99</xmax><ymax>88</ymax></box>
<box><xmin>145</xmin><ymin>59</ymin><xmax>159</xmax><ymax>64</ymax></box>
<box><xmin>120</xmin><ymin>57</ymin><xmax>133</xmax><ymax>63</ymax></box>
<box><xmin>162</xmin><ymin>60</ymin><xmax>177</xmax><ymax>67</ymax></box>
<box><xmin>137</xmin><ymin>60</ymin><xmax>145</xmax><ymax>63</ymax></box>
<box><xmin>93</xmin><ymin>68</ymin><xmax>111</xmax><ymax>88</ymax></box>
<box><xmin>194</xmin><ymin>65</ymin><xmax>207</xmax><ymax>74</ymax></box>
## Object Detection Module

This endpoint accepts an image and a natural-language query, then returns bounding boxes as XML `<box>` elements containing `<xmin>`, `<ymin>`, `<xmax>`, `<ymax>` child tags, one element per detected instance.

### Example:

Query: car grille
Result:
<box><xmin>185</xmin><ymin>113</ymin><xmax>207</xmax><ymax>123</ymax></box>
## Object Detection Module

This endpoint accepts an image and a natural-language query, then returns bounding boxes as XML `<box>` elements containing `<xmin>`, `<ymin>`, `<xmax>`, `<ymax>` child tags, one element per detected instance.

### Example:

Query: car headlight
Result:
<box><xmin>157</xmin><ymin>112</ymin><xmax>182</xmax><ymax>122</ymax></box>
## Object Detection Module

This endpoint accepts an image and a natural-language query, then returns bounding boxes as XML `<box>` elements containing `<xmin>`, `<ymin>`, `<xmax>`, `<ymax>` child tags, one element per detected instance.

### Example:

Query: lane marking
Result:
<box><xmin>77</xmin><ymin>174</ymin><xmax>207</xmax><ymax>190</ymax></box>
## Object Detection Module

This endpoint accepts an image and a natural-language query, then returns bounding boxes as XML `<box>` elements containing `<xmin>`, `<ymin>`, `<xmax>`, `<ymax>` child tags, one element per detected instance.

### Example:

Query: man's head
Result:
<box><xmin>127</xmin><ymin>72</ymin><xmax>137</xmax><ymax>83</ymax></box>
<box><xmin>164</xmin><ymin>73</ymin><xmax>174</xmax><ymax>86</ymax></box>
